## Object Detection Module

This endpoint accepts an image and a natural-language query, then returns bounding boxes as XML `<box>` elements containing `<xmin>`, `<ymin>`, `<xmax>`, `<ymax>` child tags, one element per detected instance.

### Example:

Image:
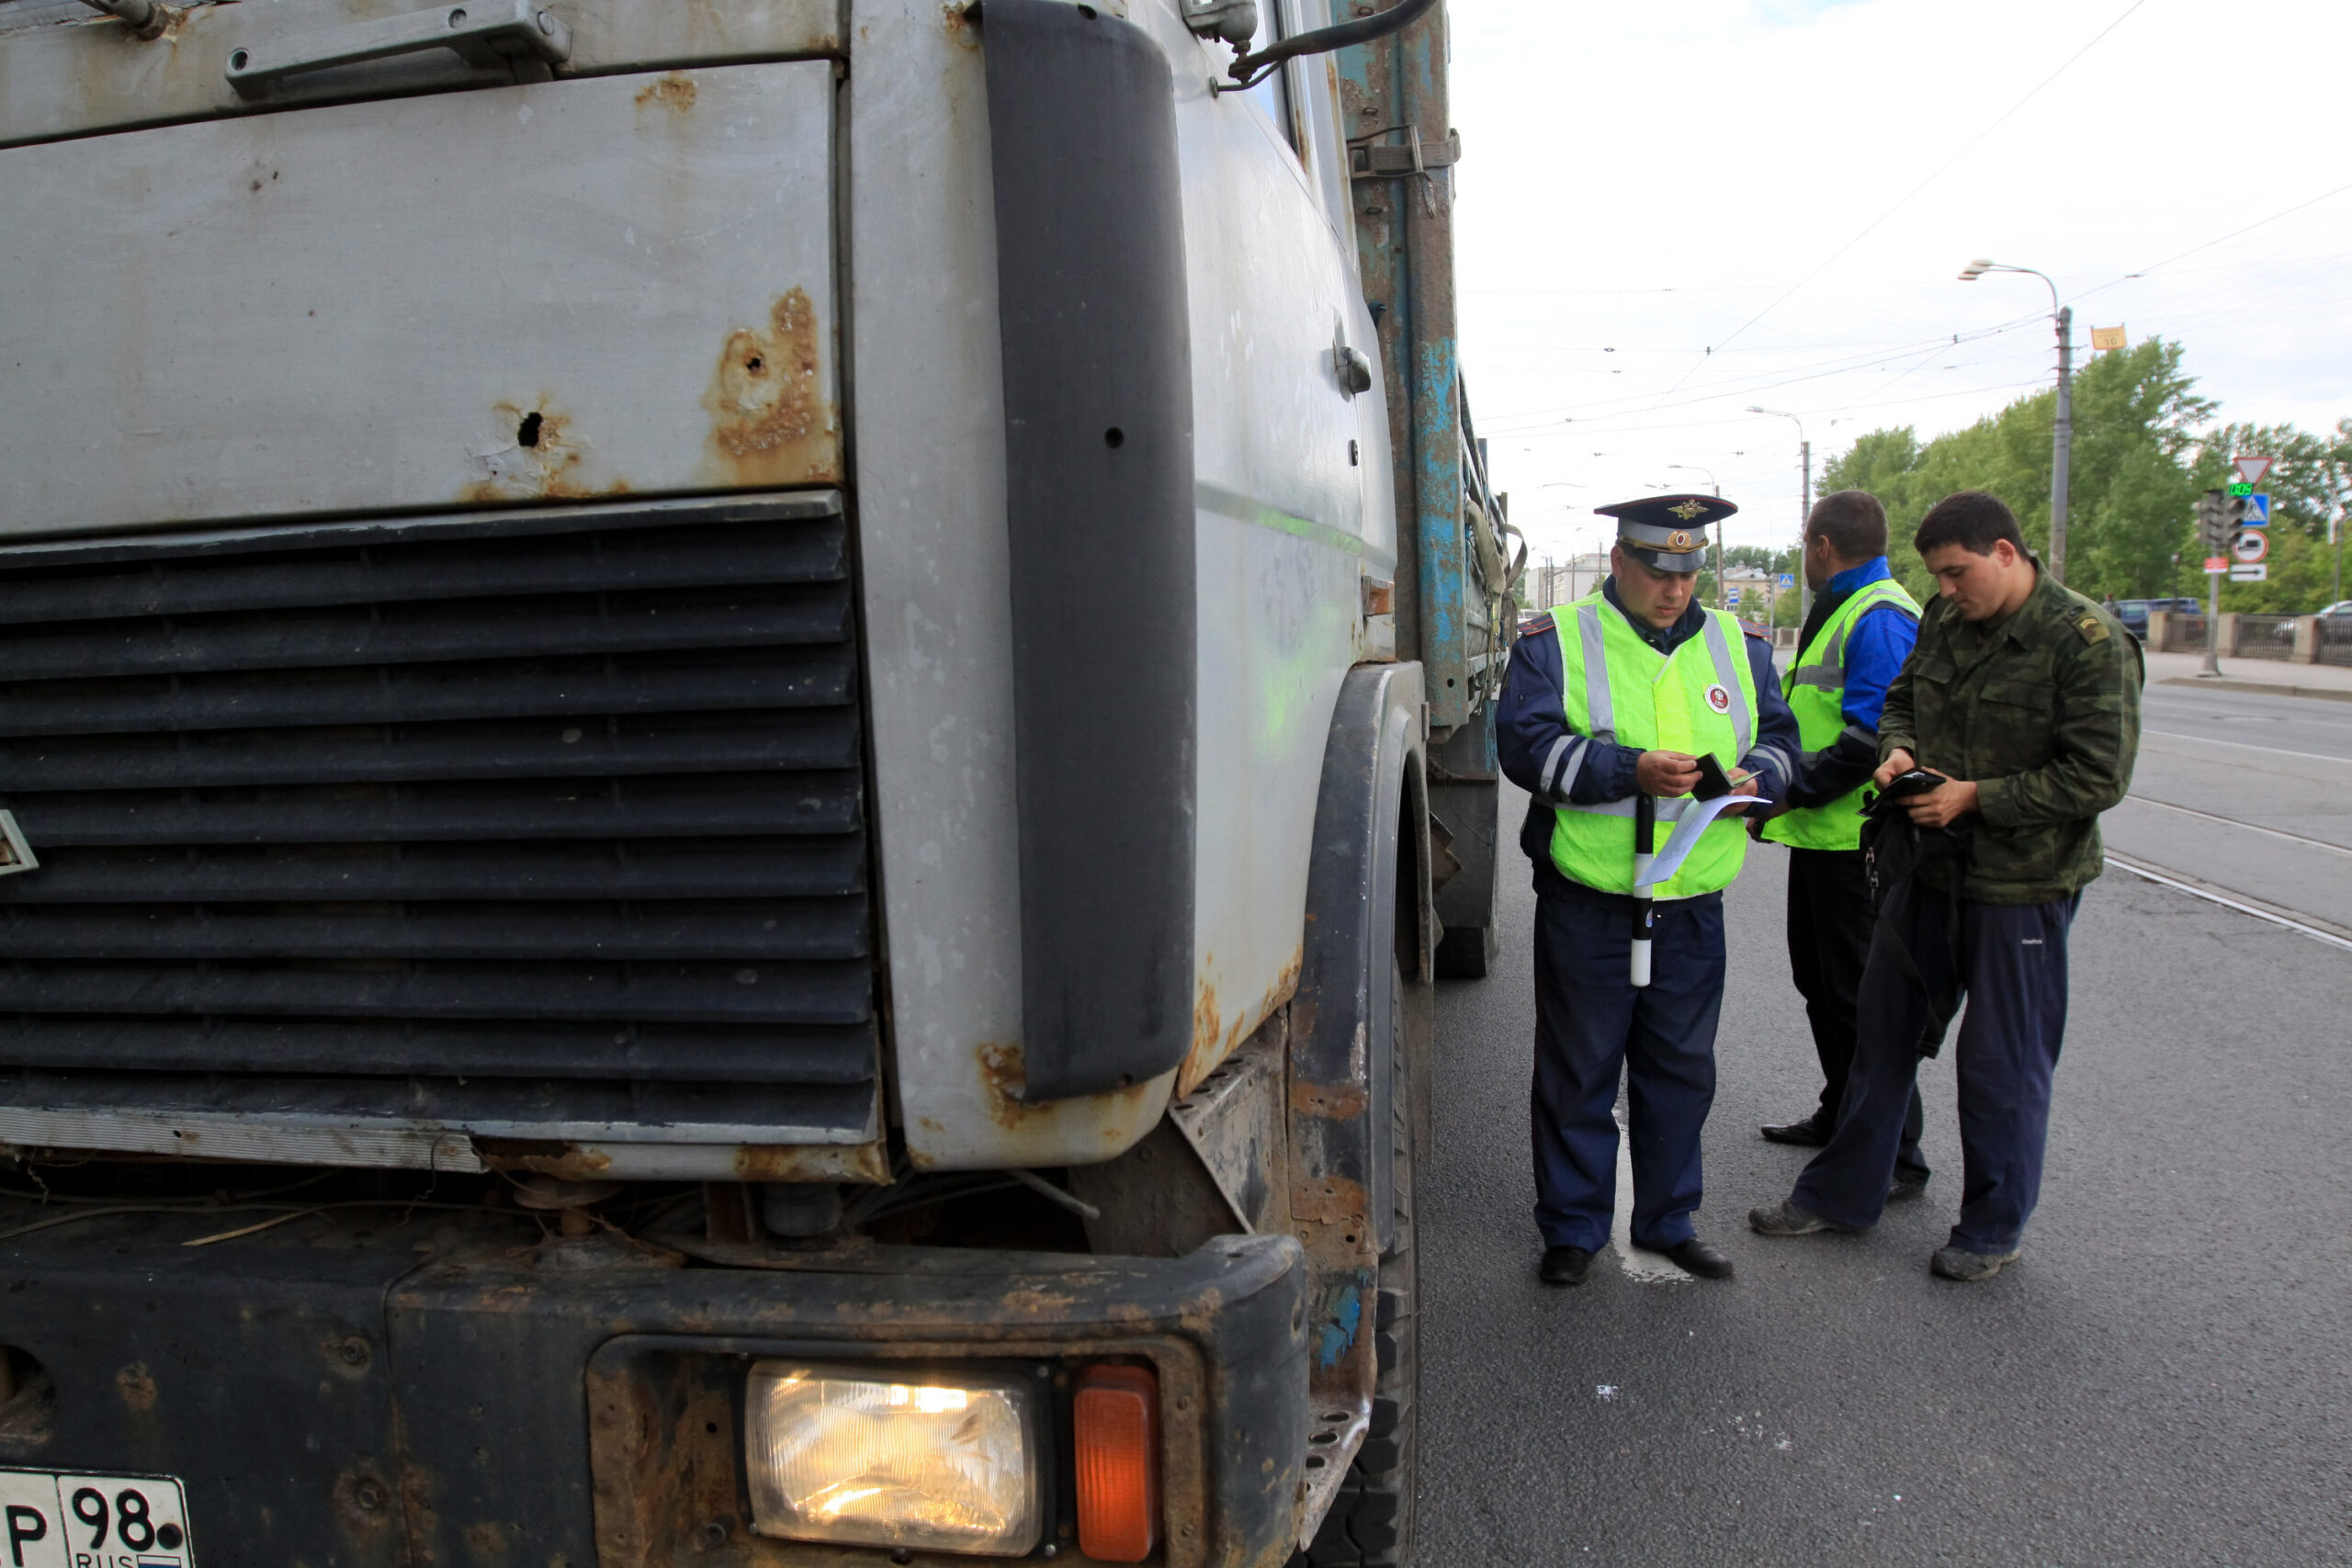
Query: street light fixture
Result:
<box><xmin>1959</xmin><ymin>257</ymin><xmax>2073</xmax><ymax>585</ymax></box>
<box><xmin>1667</xmin><ymin>464</ymin><xmax>1727</xmax><ymax>609</ymax></box>
<box><xmin>1747</xmin><ymin>406</ymin><xmax>1811</xmax><ymax>623</ymax></box>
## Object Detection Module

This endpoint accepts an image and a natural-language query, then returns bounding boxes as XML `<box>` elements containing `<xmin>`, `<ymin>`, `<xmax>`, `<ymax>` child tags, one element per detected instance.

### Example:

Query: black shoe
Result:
<box><xmin>1650</xmin><ymin>1237</ymin><xmax>1735</xmax><ymax>1280</ymax></box>
<box><xmin>1539</xmin><ymin>1246</ymin><xmax>1595</xmax><ymax>1286</ymax></box>
<box><xmin>1888</xmin><ymin>1174</ymin><xmax>1929</xmax><ymax>1202</ymax></box>
<box><xmin>1759</xmin><ymin>1117</ymin><xmax>1830</xmax><ymax>1147</ymax></box>
<box><xmin>1748</xmin><ymin>1199</ymin><xmax>1856</xmax><ymax>1236</ymax></box>
<box><xmin>1930</xmin><ymin>1244</ymin><xmax>2019</xmax><ymax>1282</ymax></box>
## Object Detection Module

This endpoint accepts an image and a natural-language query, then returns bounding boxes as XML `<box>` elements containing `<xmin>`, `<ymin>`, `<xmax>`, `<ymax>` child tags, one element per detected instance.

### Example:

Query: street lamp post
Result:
<box><xmin>1665</xmin><ymin>464</ymin><xmax>1724</xmax><ymax>609</ymax></box>
<box><xmin>1960</xmin><ymin>259</ymin><xmax>2072</xmax><ymax>585</ymax></box>
<box><xmin>1747</xmin><ymin>407</ymin><xmax>1810</xmax><ymax>624</ymax></box>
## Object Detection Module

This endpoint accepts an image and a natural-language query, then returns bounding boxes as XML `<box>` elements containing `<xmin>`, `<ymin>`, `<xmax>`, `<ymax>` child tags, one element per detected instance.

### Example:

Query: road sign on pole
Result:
<box><xmin>1777</xmin><ymin>573</ymin><xmax>1794</xmax><ymax>590</ymax></box>
<box><xmin>2229</xmin><ymin>563</ymin><xmax>2268</xmax><ymax>582</ymax></box>
<box><xmin>2232</xmin><ymin>530</ymin><xmax>2269</xmax><ymax>564</ymax></box>
<box><xmin>2202</xmin><ymin>556</ymin><xmax>2228</xmax><ymax>573</ymax></box>
<box><xmin>2240</xmin><ymin>493</ymin><xmax>2271</xmax><ymax>526</ymax></box>
<box><xmin>2233</xmin><ymin>456</ymin><xmax>2276</xmax><ymax>488</ymax></box>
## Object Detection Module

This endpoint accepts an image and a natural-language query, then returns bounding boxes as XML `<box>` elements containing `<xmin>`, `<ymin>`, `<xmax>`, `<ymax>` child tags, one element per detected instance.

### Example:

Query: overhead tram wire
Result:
<box><xmin>1620</xmin><ymin>0</ymin><xmax>2153</xmax><ymax>415</ymax></box>
<box><xmin>1483</xmin><ymin>310</ymin><xmax>2053</xmax><ymax>435</ymax></box>
<box><xmin>2067</xmin><ymin>177</ymin><xmax>2352</xmax><ymax>308</ymax></box>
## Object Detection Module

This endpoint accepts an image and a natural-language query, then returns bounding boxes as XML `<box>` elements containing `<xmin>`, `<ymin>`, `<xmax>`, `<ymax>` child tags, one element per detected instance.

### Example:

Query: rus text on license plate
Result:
<box><xmin>0</xmin><ymin>1470</ymin><xmax>191</xmax><ymax>1568</ymax></box>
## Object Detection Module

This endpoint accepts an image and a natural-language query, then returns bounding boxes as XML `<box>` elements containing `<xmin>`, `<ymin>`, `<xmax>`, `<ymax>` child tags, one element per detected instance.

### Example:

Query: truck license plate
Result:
<box><xmin>0</xmin><ymin>1470</ymin><xmax>192</xmax><ymax>1567</ymax></box>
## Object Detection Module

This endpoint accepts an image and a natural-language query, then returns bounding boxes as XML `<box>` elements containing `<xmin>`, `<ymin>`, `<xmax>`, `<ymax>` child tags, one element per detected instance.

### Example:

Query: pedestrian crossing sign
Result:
<box><xmin>2242</xmin><ymin>493</ymin><xmax>2270</xmax><ymax>526</ymax></box>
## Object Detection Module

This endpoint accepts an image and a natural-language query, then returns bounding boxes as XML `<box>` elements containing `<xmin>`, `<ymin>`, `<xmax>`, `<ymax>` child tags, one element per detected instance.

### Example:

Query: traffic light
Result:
<box><xmin>2196</xmin><ymin>490</ymin><xmax>2229</xmax><ymax>553</ymax></box>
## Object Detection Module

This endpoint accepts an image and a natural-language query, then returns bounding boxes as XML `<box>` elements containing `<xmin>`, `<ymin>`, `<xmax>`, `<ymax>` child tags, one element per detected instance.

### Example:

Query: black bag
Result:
<box><xmin>1860</xmin><ymin>788</ymin><xmax>1972</xmax><ymax>1058</ymax></box>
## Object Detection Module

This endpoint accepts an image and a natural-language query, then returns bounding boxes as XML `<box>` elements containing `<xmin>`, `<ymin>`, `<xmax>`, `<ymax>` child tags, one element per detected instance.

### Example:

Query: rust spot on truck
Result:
<box><xmin>942</xmin><ymin>1</ymin><xmax>980</xmax><ymax>45</ymax></box>
<box><xmin>460</xmin><ymin>401</ymin><xmax>630</xmax><ymax>504</ymax></box>
<box><xmin>114</xmin><ymin>1361</ymin><xmax>157</xmax><ymax>1412</ymax></box>
<box><xmin>974</xmin><ymin>1041</ymin><xmax>1157</xmax><ymax>1143</ymax></box>
<box><xmin>1180</xmin><ymin>949</ymin><xmax>1300</xmax><ymax>1096</ymax></box>
<box><xmin>473</xmin><ymin>1138</ymin><xmax>613</xmax><ymax>1181</ymax></box>
<box><xmin>730</xmin><ymin>1141</ymin><xmax>890</xmax><ymax>1184</ymax></box>
<box><xmin>331</xmin><ymin>1462</ymin><xmax>397</xmax><ymax>1540</ymax></box>
<box><xmin>702</xmin><ymin>288</ymin><xmax>841</xmax><ymax>486</ymax></box>
<box><xmin>1290</xmin><ymin>1078</ymin><xmax>1367</xmax><ymax>1120</ymax></box>
<box><xmin>632</xmin><ymin>73</ymin><xmax>696</xmax><ymax>112</ymax></box>
<box><xmin>1291</xmin><ymin>1175</ymin><xmax>1367</xmax><ymax>1225</ymax></box>
<box><xmin>977</xmin><ymin>1041</ymin><xmax>1031</xmax><ymax>1129</ymax></box>
<box><xmin>461</xmin><ymin>1519</ymin><xmax>517</xmax><ymax>1565</ymax></box>
<box><xmin>1184</xmin><ymin>976</ymin><xmax>1222</xmax><ymax>1092</ymax></box>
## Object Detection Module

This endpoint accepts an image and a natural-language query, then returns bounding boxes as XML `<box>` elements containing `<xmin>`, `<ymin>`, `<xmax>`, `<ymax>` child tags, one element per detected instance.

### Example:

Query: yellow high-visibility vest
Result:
<box><xmin>1543</xmin><ymin>593</ymin><xmax>1758</xmax><ymax>898</ymax></box>
<box><xmin>1761</xmin><ymin>577</ymin><xmax>1921</xmax><ymax>852</ymax></box>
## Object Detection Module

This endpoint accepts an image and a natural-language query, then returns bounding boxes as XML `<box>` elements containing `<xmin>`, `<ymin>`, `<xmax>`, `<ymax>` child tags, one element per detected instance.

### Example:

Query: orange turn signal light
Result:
<box><xmin>1074</xmin><ymin>1363</ymin><xmax>1160</xmax><ymax>1562</ymax></box>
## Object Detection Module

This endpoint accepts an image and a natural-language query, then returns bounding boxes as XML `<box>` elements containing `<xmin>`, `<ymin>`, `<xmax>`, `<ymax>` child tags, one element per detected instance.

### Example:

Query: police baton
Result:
<box><xmin>1631</xmin><ymin>793</ymin><xmax>1656</xmax><ymax>987</ymax></box>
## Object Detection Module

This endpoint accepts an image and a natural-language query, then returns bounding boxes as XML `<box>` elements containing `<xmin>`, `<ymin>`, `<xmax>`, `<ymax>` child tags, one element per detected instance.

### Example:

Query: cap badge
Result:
<box><xmin>1668</xmin><ymin>530</ymin><xmax>1692</xmax><ymax>549</ymax></box>
<box><xmin>1704</xmin><ymin>683</ymin><xmax>1733</xmax><ymax>715</ymax></box>
<box><xmin>1668</xmin><ymin>499</ymin><xmax>1707</xmax><ymax>521</ymax></box>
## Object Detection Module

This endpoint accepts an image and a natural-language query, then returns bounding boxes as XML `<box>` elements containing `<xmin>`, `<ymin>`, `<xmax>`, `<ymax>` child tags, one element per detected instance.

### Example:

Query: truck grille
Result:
<box><xmin>0</xmin><ymin>494</ymin><xmax>878</xmax><ymax>1147</ymax></box>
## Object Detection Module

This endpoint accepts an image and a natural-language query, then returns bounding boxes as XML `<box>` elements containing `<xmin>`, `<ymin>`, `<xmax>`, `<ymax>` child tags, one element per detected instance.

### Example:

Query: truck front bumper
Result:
<box><xmin>0</xmin><ymin>1208</ymin><xmax>1307</xmax><ymax>1568</ymax></box>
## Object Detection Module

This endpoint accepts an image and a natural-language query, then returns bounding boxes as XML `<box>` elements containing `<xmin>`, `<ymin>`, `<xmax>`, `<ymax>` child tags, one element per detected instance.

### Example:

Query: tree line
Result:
<box><xmin>1817</xmin><ymin>338</ymin><xmax>2350</xmax><ymax>614</ymax></box>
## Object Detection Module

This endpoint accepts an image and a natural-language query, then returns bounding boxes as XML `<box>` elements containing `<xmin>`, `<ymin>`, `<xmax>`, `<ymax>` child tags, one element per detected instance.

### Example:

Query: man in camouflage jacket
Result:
<box><xmin>1750</xmin><ymin>490</ymin><xmax>2142</xmax><ymax>1281</ymax></box>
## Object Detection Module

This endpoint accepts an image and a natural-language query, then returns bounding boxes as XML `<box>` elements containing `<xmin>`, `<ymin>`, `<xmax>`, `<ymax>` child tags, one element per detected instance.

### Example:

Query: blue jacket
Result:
<box><xmin>1778</xmin><ymin>557</ymin><xmax>1921</xmax><ymax>811</ymax></box>
<box><xmin>1816</xmin><ymin>557</ymin><xmax>1918</xmax><ymax>731</ymax></box>
<box><xmin>1498</xmin><ymin>581</ymin><xmax>1800</xmax><ymax>858</ymax></box>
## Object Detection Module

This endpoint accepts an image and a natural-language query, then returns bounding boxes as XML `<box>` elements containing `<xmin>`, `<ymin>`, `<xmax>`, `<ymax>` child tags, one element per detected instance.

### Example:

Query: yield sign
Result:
<box><xmin>2233</xmin><ymin>455</ymin><xmax>2275</xmax><ymax>487</ymax></box>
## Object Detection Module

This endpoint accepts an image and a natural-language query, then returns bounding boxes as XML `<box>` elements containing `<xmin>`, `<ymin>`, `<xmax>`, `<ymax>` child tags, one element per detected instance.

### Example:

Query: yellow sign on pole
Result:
<box><xmin>2090</xmin><ymin>325</ymin><xmax>2128</xmax><ymax>352</ymax></box>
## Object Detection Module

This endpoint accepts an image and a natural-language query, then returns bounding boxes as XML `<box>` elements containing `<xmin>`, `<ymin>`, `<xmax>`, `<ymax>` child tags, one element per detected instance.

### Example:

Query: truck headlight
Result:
<box><xmin>745</xmin><ymin>1361</ymin><xmax>1042</xmax><ymax>1557</ymax></box>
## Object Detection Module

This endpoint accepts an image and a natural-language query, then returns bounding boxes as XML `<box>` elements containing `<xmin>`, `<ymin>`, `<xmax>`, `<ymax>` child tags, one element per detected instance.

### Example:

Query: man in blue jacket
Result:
<box><xmin>1756</xmin><ymin>491</ymin><xmax>1927</xmax><ymax>1197</ymax></box>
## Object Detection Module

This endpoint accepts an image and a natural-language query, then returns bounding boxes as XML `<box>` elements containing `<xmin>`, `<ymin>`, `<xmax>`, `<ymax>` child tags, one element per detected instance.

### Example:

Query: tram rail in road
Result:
<box><xmin>2107</xmin><ymin>684</ymin><xmax>2352</xmax><ymax>947</ymax></box>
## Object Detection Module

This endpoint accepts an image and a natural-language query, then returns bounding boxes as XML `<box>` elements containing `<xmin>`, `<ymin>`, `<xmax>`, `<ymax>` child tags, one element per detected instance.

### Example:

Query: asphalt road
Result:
<box><xmin>2105</xmin><ymin>682</ymin><xmax>2352</xmax><ymax>937</ymax></box>
<box><xmin>1415</xmin><ymin>775</ymin><xmax>2352</xmax><ymax>1565</ymax></box>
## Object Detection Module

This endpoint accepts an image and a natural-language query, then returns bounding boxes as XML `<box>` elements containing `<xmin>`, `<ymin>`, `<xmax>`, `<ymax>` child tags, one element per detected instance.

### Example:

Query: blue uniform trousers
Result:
<box><xmin>1792</xmin><ymin>877</ymin><xmax>2078</xmax><ymax>1253</ymax></box>
<box><xmin>1531</xmin><ymin>875</ymin><xmax>1724</xmax><ymax>1252</ymax></box>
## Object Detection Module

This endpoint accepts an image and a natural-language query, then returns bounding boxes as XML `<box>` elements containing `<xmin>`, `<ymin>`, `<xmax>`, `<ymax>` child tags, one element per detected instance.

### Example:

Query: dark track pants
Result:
<box><xmin>1792</xmin><ymin>878</ymin><xmax>2078</xmax><ymax>1254</ymax></box>
<box><xmin>1531</xmin><ymin>886</ymin><xmax>1723</xmax><ymax>1253</ymax></box>
<box><xmin>1785</xmin><ymin>846</ymin><xmax>1928</xmax><ymax>1181</ymax></box>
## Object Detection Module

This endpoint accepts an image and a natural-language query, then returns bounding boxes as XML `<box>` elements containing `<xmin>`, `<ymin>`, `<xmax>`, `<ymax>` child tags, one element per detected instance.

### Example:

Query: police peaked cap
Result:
<box><xmin>1597</xmin><ymin>493</ymin><xmax>1737</xmax><ymax>571</ymax></box>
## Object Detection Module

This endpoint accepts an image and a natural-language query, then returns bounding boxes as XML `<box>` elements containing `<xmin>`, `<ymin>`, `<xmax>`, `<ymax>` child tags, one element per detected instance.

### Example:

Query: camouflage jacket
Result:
<box><xmin>1878</xmin><ymin>562</ymin><xmax>2143</xmax><ymax>904</ymax></box>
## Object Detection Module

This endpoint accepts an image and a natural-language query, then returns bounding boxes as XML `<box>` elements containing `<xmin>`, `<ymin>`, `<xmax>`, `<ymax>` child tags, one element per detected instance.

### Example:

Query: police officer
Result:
<box><xmin>1757</xmin><ymin>491</ymin><xmax>1928</xmax><ymax>1198</ymax></box>
<box><xmin>1750</xmin><ymin>491</ymin><xmax>2142</xmax><ymax>1281</ymax></box>
<box><xmin>1498</xmin><ymin>495</ymin><xmax>1800</xmax><ymax>1286</ymax></box>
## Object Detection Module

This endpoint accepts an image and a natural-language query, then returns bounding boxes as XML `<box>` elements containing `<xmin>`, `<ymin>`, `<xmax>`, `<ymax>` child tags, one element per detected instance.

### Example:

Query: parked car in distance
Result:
<box><xmin>2109</xmin><ymin>597</ymin><xmax>2201</xmax><ymax>639</ymax></box>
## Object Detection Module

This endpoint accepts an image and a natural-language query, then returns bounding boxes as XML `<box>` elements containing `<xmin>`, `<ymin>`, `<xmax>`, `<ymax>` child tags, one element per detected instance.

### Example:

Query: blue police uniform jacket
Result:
<box><xmin>1498</xmin><ymin>580</ymin><xmax>1801</xmax><ymax>903</ymax></box>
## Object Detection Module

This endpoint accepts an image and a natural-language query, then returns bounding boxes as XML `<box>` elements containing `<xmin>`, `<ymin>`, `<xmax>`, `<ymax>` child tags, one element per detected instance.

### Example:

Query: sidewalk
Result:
<box><xmin>2141</xmin><ymin>648</ymin><xmax>2352</xmax><ymax>702</ymax></box>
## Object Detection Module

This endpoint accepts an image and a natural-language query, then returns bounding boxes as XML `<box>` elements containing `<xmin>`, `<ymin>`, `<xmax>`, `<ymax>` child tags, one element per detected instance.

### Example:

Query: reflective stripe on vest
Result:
<box><xmin>1762</xmin><ymin>576</ymin><xmax>1921</xmax><ymax>852</ymax></box>
<box><xmin>1544</xmin><ymin>594</ymin><xmax>1758</xmax><ymax>899</ymax></box>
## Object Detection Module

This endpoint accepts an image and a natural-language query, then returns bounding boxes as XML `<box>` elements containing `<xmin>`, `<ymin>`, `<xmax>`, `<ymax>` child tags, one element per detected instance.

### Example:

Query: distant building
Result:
<box><xmin>1528</xmin><ymin>552</ymin><xmax>1608</xmax><ymax>612</ymax></box>
<box><xmin>1722</xmin><ymin>566</ymin><xmax>1780</xmax><ymax>621</ymax></box>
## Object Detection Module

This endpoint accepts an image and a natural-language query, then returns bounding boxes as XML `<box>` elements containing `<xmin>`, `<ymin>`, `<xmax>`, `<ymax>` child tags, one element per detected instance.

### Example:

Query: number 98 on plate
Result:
<box><xmin>0</xmin><ymin>1470</ymin><xmax>192</xmax><ymax>1568</ymax></box>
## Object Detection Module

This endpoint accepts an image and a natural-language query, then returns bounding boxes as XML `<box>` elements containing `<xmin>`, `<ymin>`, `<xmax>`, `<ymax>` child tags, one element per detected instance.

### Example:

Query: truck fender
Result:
<box><xmin>1290</xmin><ymin>660</ymin><xmax>1430</xmax><ymax>1260</ymax></box>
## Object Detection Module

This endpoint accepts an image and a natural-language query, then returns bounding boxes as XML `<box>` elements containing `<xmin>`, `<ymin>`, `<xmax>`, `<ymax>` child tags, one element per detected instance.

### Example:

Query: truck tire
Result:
<box><xmin>1295</xmin><ymin>959</ymin><xmax>1421</xmax><ymax>1568</ymax></box>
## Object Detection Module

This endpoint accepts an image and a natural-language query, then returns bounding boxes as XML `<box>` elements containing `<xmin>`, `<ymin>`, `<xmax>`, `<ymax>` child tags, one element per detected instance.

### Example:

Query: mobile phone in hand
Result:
<box><xmin>1690</xmin><ymin>753</ymin><xmax>1733</xmax><ymax>801</ymax></box>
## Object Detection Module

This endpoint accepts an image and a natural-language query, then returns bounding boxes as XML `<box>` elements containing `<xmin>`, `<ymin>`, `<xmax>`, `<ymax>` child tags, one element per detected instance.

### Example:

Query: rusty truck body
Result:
<box><xmin>0</xmin><ymin>0</ymin><xmax>1515</xmax><ymax>1562</ymax></box>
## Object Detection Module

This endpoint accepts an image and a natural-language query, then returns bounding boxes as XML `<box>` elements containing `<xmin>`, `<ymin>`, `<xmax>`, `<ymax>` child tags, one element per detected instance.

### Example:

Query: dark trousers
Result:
<box><xmin>1784</xmin><ymin>847</ymin><xmax>1928</xmax><ymax>1181</ymax></box>
<box><xmin>1792</xmin><ymin>878</ymin><xmax>2079</xmax><ymax>1254</ymax></box>
<box><xmin>1531</xmin><ymin>883</ymin><xmax>1723</xmax><ymax>1252</ymax></box>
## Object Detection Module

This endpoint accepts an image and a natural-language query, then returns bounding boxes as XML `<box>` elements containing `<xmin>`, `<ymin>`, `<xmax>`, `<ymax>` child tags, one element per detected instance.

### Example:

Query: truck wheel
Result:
<box><xmin>1432</xmin><ymin>920</ymin><xmax>1497</xmax><ymax>979</ymax></box>
<box><xmin>1296</xmin><ymin>959</ymin><xmax>1421</xmax><ymax>1567</ymax></box>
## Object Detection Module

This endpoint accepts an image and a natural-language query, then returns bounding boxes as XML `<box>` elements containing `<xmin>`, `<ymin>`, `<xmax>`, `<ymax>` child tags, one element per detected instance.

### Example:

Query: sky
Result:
<box><xmin>1447</xmin><ymin>0</ymin><xmax>2352</xmax><ymax>569</ymax></box>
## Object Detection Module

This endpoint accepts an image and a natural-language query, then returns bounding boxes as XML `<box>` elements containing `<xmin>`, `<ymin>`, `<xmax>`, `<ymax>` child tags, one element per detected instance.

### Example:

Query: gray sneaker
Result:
<box><xmin>1930</xmin><ymin>1245</ymin><xmax>2020</xmax><ymax>1281</ymax></box>
<box><xmin>1747</xmin><ymin>1200</ymin><xmax>1855</xmax><ymax>1237</ymax></box>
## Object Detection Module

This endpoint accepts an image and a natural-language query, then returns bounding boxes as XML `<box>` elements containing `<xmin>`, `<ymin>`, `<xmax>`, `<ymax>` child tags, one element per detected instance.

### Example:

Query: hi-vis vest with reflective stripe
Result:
<box><xmin>1544</xmin><ymin>594</ymin><xmax>1759</xmax><ymax>899</ymax></box>
<box><xmin>1761</xmin><ymin>577</ymin><xmax>1921</xmax><ymax>851</ymax></box>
